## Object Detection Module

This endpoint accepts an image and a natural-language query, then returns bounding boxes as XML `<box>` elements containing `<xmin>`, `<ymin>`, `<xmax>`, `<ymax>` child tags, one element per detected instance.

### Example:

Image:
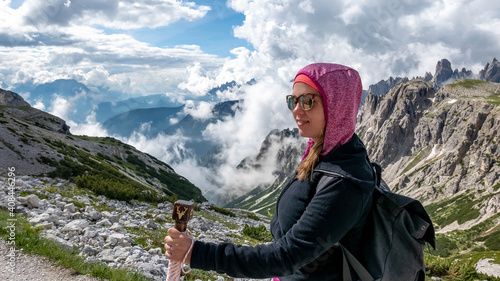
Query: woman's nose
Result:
<box><xmin>293</xmin><ymin>102</ymin><xmax>304</xmax><ymax>113</ymax></box>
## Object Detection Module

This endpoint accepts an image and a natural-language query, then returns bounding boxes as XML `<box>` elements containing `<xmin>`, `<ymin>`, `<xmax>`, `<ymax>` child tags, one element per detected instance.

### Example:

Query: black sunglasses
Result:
<box><xmin>286</xmin><ymin>93</ymin><xmax>319</xmax><ymax>111</ymax></box>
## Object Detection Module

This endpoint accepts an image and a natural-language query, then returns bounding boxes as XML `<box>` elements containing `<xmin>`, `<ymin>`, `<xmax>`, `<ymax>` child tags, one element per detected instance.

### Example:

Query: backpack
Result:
<box><xmin>338</xmin><ymin>162</ymin><xmax>436</xmax><ymax>281</ymax></box>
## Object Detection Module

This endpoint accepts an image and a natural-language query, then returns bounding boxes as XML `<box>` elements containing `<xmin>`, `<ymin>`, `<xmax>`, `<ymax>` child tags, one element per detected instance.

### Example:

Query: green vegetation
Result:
<box><xmin>72</xmin><ymin>135</ymin><xmax>132</xmax><ymax>148</ymax></box>
<box><xmin>36</xmin><ymin>139</ymin><xmax>193</xmax><ymax>203</ymax></box>
<box><xmin>426</xmin><ymin>192</ymin><xmax>481</xmax><ymax>228</ymax></box>
<box><xmin>242</xmin><ymin>224</ymin><xmax>273</xmax><ymax>242</ymax></box>
<box><xmin>484</xmin><ymin>231</ymin><xmax>500</xmax><ymax>251</ymax></box>
<box><xmin>75</xmin><ymin>174</ymin><xmax>162</xmax><ymax>202</ymax></box>
<box><xmin>401</xmin><ymin>146</ymin><xmax>432</xmax><ymax>175</ymax></box>
<box><xmin>0</xmin><ymin>210</ymin><xmax>149</xmax><ymax>281</ymax></box>
<box><xmin>196</xmin><ymin>211</ymin><xmax>238</xmax><ymax>230</ymax></box>
<box><xmin>448</xmin><ymin>79</ymin><xmax>489</xmax><ymax>89</ymax></box>
<box><xmin>183</xmin><ymin>269</ymin><xmax>232</xmax><ymax>280</ymax></box>
<box><xmin>425</xmin><ymin>252</ymin><xmax>500</xmax><ymax>281</ymax></box>
<box><xmin>209</xmin><ymin>205</ymin><xmax>236</xmax><ymax>217</ymax></box>
<box><xmin>245</xmin><ymin>212</ymin><xmax>260</xmax><ymax>221</ymax></box>
<box><xmin>488</xmin><ymin>94</ymin><xmax>500</xmax><ymax>105</ymax></box>
<box><xmin>0</xmin><ymin>105</ymin><xmax>30</xmax><ymax>110</ymax></box>
<box><xmin>124</xmin><ymin>226</ymin><xmax>166</xmax><ymax>250</ymax></box>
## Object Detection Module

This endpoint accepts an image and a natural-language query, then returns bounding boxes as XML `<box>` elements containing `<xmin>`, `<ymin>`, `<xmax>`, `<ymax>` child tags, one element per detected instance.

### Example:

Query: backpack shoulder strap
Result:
<box><xmin>338</xmin><ymin>243</ymin><xmax>374</xmax><ymax>281</ymax></box>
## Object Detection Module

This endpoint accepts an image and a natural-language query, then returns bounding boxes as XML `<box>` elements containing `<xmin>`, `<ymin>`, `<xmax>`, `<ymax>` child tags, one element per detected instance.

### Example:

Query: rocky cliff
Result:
<box><xmin>0</xmin><ymin>89</ymin><xmax>31</xmax><ymax>107</ymax></box>
<box><xmin>480</xmin><ymin>57</ymin><xmax>500</xmax><ymax>83</ymax></box>
<box><xmin>430</xmin><ymin>58</ymin><xmax>475</xmax><ymax>90</ymax></box>
<box><xmin>224</xmin><ymin>128</ymin><xmax>306</xmax><ymax>215</ymax></box>
<box><xmin>357</xmin><ymin>79</ymin><xmax>500</xmax><ymax>233</ymax></box>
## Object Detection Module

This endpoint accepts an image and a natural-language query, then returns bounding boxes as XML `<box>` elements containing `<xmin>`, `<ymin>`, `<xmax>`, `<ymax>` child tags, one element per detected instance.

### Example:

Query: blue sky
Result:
<box><xmin>125</xmin><ymin>1</ymin><xmax>251</xmax><ymax>58</ymax></box>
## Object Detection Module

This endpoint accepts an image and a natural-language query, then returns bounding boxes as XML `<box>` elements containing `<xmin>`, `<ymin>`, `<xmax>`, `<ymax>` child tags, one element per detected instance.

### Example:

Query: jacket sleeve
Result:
<box><xmin>189</xmin><ymin>179</ymin><xmax>368</xmax><ymax>278</ymax></box>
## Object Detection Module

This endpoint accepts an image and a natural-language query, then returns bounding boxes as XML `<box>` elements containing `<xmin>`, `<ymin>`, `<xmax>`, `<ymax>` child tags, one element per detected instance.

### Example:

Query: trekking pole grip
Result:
<box><xmin>172</xmin><ymin>200</ymin><xmax>194</xmax><ymax>232</ymax></box>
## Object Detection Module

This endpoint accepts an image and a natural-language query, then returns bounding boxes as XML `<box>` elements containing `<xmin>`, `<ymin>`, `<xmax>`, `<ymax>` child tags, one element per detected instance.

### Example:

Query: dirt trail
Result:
<box><xmin>0</xmin><ymin>238</ymin><xmax>101</xmax><ymax>281</ymax></box>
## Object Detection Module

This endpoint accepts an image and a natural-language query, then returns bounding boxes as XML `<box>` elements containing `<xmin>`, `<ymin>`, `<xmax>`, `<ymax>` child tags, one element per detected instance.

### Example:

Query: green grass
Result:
<box><xmin>425</xmin><ymin>252</ymin><xmax>500</xmax><ymax>281</ymax></box>
<box><xmin>401</xmin><ymin>146</ymin><xmax>432</xmax><ymax>175</ymax></box>
<box><xmin>209</xmin><ymin>205</ymin><xmax>236</xmax><ymax>217</ymax></box>
<box><xmin>125</xmin><ymin>226</ymin><xmax>167</xmax><ymax>251</ymax></box>
<box><xmin>0</xmin><ymin>210</ymin><xmax>149</xmax><ymax>281</ymax></box>
<box><xmin>488</xmin><ymin>95</ymin><xmax>500</xmax><ymax>105</ymax></box>
<box><xmin>426</xmin><ymin>192</ymin><xmax>481</xmax><ymax>228</ymax></box>
<box><xmin>448</xmin><ymin>79</ymin><xmax>489</xmax><ymax>89</ymax></box>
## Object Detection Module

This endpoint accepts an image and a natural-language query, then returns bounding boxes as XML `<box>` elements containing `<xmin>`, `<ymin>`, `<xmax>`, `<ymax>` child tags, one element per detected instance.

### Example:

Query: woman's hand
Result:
<box><xmin>164</xmin><ymin>228</ymin><xmax>193</xmax><ymax>264</ymax></box>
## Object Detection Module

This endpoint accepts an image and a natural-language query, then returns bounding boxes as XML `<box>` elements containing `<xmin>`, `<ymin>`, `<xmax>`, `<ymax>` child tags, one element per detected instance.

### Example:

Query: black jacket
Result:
<box><xmin>190</xmin><ymin>134</ymin><xmax>375</xmax><ymax>280</ymax></box>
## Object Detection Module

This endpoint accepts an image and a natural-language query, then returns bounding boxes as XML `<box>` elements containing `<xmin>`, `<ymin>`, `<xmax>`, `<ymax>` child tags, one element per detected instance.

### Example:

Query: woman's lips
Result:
<box><xmin>296</xmin><ymin>120</ymin><xmax>309</xmax><ymax>126</ymax></box>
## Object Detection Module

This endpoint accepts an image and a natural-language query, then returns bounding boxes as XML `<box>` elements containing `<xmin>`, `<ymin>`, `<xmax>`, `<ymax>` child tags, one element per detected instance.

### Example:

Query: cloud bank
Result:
<box><xmin>1</xmin><ymin>0</ymin><xmax>499</xmax><ymax>202</ymax></box>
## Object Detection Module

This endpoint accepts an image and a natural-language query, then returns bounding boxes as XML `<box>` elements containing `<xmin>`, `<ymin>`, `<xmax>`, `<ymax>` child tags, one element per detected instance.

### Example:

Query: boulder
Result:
<box><xmin>25</xmin><ymin>194</ymin><xmax>40</xmax><ymax>208</ymax></box>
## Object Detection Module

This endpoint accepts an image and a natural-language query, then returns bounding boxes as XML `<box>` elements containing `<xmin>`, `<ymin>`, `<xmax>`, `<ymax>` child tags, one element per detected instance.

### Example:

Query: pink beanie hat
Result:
<box><xmin>294</xmin><ymin>63</ymin><xmax>363</xmax><ymax>160</ymax></box>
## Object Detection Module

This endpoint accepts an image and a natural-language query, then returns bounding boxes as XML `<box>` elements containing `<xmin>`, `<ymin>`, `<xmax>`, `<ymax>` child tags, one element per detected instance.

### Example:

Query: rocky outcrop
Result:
<box><xmin>357</xmin><ymin>78</ymin><xmax>500</xmax><ymax>232</ymax></box>
<box><xmin>367</xmin><ymin>77</ymin><xmax>409</xmax><ymax>96</ymax></box>
<box><xmin>237</xmin><ymin>128</ymin><xmax>306</xmax><ymax>179</ymax></box>
<box><xmin>225</xmin><ymin>128</ymin><xmax>306</xmax><ymax>214</ymax></box>
<box><xmin>358</xmin><ymin>79</ymin><xmax>435</xmax><ymax>166</ymax></box>
<box><xmin>479</xmin><ymin>57</ymin><xmax>500</xmax><ymax>83</ymax></box>
<box><xmin>431</xmin><ymin>59</ymin><xmax>474</xmax><ymax>90</ymax></box>
<box><xmin>0</xmin><ymin>89</ymin><xmax>31</xmax><ymax>107</ymax></box>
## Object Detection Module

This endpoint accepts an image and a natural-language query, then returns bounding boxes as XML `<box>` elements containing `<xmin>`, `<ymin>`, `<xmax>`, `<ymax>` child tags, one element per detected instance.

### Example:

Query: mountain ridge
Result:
<box><xmin>0</xmin><ymin>93</ymin><xmax>206</xmax><ymax>203</ymax></box>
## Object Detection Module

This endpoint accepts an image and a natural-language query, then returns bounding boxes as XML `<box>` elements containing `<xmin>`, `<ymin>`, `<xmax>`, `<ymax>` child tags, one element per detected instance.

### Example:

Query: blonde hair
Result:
<box><xmin>296</xmin><ymin>135</ymin><xmax>324</xmax><ymax>181</ymax></box>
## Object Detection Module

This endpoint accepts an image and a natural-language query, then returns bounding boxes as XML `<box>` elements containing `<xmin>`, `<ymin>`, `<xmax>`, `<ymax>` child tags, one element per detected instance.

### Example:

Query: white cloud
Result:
<box><xmin>32</xmin><ymin>100</ymin><xmax>46</xmax><ymax>110</ymax></box>
<box><xmin>202</xmin><ymin>79</ymin><xmax>294</xmax><ymax>166</ymax></box>
<box><xmin>18</xmin><ymin>0</ymin><xmax>210</xmax><ymax>30</ymax></box>
<box><xmin>0</xmin><ymin>1</ymin><xmax>221</xmax><ymax>96</ymax></box>
<box><xmin>183</xmin><ymin>100</ymin><xmax>214</xmax><ymax>120</ymax></box>
<box><xmin>178</xmin><ymin>62</ymin><xmax>219</xmax><ymax>96</ymax></box>
<box><xmin>68</xmin><ymin>111</ymin><xmax>108</xmax><ymax>137</ymax></box>
<box><xmin>49</xmin><ymin>94</ymin><xmax>71</xmax><ymax>120</ymax></box>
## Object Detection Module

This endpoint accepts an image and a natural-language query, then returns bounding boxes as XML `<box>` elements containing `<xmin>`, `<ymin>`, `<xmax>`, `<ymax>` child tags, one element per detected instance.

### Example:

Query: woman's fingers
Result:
<box><xmin>164</xmin><ymin>228</ymin><xmax>192</xmax><ymax>261</ymax></box>
<box><xmin>168</xmin><ymin>227</ymin><xmax>181</xmax><ymax>238</ymax></box>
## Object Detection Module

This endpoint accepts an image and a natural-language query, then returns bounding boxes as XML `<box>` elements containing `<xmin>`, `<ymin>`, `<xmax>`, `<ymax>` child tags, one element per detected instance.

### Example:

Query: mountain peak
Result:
<box><xmin>479</xmin><ymin>57</ymin><xmax>500</xmax><ymax>83</ymax></box>
<box><xmin>0</xmin><ymin>88</ymin><xmax>31</xmax><ymax>107</ymax></box>
<box><xmin>431</xmin><ymin>59</ymin><xmax>474</xmax><ymax>91</ymax></box>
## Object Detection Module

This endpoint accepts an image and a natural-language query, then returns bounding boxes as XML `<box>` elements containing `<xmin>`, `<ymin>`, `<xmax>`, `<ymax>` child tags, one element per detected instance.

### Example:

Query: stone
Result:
<box><xmin>36</xmin><ymin>222</ymin><xmax>54</xmax><ymax>229</ymax></box>
<box><xmin>102</xmin><ymin>211</ymin><xmax>119</xmax><ymax>223</ymax></box>
<box><xmin>85</xmin><ymin>206</ymin><xmax>102</xmax><ymax>221</ymax></box>
<box><xmin>64</xmin><ymin>203</ymin><xmax>76</xmax><ymax>213</ymax></box>
<box><xmin>61</xmin><ymin>219</ymin><xmax>89</xmax><ymax>233</ymax></box>
<box><xmin>155</xmin><ymin>214</ymin><xmax>168</xmax><ymax>222</ymax></box>
<box><xmin>96</xmin><ymin>219</ymin><xmax>112</xmax><ymax>227</ymax></box>
<box><xmin>148</xmin><ymin>248</ymin><xmax>163</xmax><ymax>256</ymax></box>
<box><xmin>82</xmin><ymin>245</ymin><xmax>100</xmax><ymax>256</ymax></box>
<box><xmin>44</xmin><ymin>233</ymin><xmax>74</xmax><ymax>252</ymax></box>
<box><xmin>109</xmin><ymin>223</ymin><xmax>123</xmax><ymax>231</ymax></box>
<box><xmin>29</xmin><ymin>213</ymin><xmax>50</xmax><ymax>224</ymax></box>
<box><xmin>83</xmin><ymin>227</ymin><xmax>97</xmax><ymax>238</ymax></box>
<box><xmin>143</xmin><ymin>219</ymin><xmax>159</xmax><ymax>230</ymax></box>
<box><xmin>25</xmin><ymin>194</ymin><xmax>40</xmax><ymax>208</ymax></box>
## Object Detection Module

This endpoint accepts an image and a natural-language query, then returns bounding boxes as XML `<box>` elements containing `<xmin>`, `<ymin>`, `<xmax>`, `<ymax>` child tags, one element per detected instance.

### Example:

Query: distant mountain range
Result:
<box><xmin>360</xmin><ymin>57</ymin><xmax>500</xmax><ymax>105</ymax></box>
<box><xmin>10</xmin><ymin>79</ymin><xmax>247</xmax><ymax>124</ymax></box>
<box><xmin>0</xmin><ymin>90</ymin><xmax>206</xmax><ymax>202</ymax></box>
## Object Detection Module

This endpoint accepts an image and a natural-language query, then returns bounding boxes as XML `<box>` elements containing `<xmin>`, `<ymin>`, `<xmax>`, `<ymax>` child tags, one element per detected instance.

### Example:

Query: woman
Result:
<box><xmin>164</xmin><ymin>63</ymin><xmax>376</xmax><ymax>280</ymax></box>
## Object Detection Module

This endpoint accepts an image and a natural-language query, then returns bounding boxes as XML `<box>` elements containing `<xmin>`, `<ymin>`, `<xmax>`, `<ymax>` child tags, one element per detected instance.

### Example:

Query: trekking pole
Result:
<box><xmin>166</xmin><ymin>200</ymin><xmax>194</xmax><ymax>281</ymax></box>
